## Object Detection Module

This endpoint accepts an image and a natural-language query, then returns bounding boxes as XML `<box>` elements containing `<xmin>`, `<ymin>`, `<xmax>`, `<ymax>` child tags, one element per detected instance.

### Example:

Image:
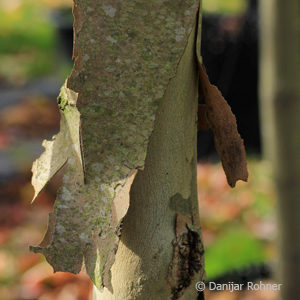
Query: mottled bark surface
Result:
<box><xmin>93</xmin><ymin>21</ymin><xmax>204</xmax><ymax>299</ymax></box>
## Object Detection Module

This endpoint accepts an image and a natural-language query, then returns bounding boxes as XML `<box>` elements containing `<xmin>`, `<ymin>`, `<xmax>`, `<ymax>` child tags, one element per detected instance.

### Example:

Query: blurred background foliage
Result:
<box><xmin>0</xmin><ymin>0</ymin><xmax>72</xmax><ymax>85</ymax></box>
<box><xmin>0</xmin><ymin>0</ymin><xmax>278</xmax><ymax>299</ymax></box>
<box><xmin>203</xmin><ymin>0</ymin><xmax>247</xmax><ymax>14</ymax></box>
<box><xmin>198</xmin><ymin>160</ymin><xmax>276</xmax><ymax>281</ymax></box>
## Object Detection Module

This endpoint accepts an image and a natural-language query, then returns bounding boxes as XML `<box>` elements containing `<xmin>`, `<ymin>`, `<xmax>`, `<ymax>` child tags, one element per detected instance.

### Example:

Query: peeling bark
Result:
<box><xmin>168</xmin><ymin>214</ymin><xmax>204</xmax><ymax>300</ymax></box>
<box><xmin>197</xmin><ymin>64</ymin><xmax>248</xmax><ymax>187</ymax></box>
<box><xmin>31</xmin><ymin>0</ymin><xmax>203</xmax><ymax>295</ymax></box>
<box><xmin>93</xmin><ymin>16</ymin><xmax>204</xmax><ymax>299</ymax></box>
<box><xmin>31</xmin><ymin>0</ymin><xmax>248</xmax><ymax>298</ymax></box>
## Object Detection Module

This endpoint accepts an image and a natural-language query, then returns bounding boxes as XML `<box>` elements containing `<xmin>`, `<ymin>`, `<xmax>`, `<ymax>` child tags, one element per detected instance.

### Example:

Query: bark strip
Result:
<box><xmin>197</xmin><ymin>63</ymin><xmax>248</xmax><ymax>187</ymax></box>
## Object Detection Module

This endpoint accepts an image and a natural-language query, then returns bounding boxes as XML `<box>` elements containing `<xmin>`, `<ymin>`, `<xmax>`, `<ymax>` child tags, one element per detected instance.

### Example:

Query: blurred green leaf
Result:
<box><xmin>205</xmin><ymin>227</ymin><xmax>266</xmax><ymax>280</ymax></box>
<box><xmin>203</xmin><ymin>0</ymin><xmax>247</xmax><ymax>15</ymax></box>
<box><xmin>0</xmin><ymin>4</ymin><xmax>55</xmax><ymax>53</ymax></box>
<box><xmin>0</xmin><ymin>2</ymin><xmax>57</xmax><ymax>82</ymax></box>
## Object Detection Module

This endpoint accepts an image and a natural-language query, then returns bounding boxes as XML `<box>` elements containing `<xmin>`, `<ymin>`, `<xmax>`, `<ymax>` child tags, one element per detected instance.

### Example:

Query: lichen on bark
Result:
<box><xmin>31</xmin><ymin>0</ymin><xmax>201</xmax><ymax>291</ymax></box>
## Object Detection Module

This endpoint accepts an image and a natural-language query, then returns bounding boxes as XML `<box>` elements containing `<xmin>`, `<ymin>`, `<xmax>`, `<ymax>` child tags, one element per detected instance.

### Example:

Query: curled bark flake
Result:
<box><xmin>31</xmin><ymin>82</ymin><xmax>79</xmax><ymax>202</ymax></box>
<box><xmin>198</xmin><ymin>63</ymin><xmax>248</xmax><ymax>187</ymax></box>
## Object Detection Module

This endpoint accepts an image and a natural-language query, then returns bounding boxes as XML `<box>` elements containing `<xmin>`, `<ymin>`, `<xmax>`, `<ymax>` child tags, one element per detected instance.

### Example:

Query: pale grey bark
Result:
<box><xmin>259</xmin><ymin>1</ymin><xmax>300</xmax><ymax>299</ymax></box>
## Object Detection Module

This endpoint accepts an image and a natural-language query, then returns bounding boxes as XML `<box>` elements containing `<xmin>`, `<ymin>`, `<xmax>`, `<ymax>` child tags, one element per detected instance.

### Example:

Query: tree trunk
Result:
<box><xmin>93</xmin><ymin>23</ymin><xmax>204</xmax><ymax>300</ymax></box>
<box><xmin>259</xmin><ymin>1</ymin><xmax>300</xmax><ymax>299</ymax></box>
<box><xmin>31</xmin><ymin>0</ymin><xmax>247</xmax><ymax>298</ymax></box>
<box><xmin>31</xmin><ymin>1</ymin><xmax>205</xmax><ymax>299</ymax></box>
